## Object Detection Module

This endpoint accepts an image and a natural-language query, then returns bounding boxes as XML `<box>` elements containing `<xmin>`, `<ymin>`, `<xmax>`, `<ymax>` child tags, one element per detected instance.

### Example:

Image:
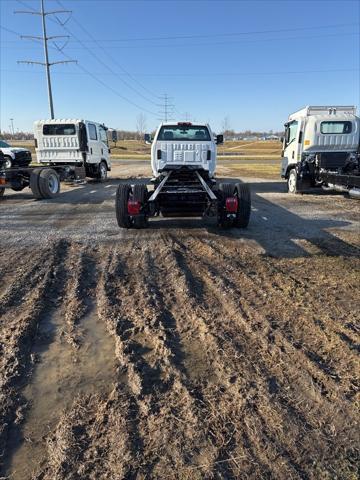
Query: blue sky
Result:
<box><xmin>1</xmin><ymin>0</ymin><xmax>359</xmax><ymax>133</ymax></box>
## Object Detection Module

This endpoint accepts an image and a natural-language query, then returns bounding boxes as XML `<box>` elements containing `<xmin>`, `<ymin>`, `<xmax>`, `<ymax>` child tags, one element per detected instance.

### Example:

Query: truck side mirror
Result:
<box><xmin>280</xmin><ymin>137</ymin><xmax>284</xmax><ymax>144</ymax></box>
<box><xmin>144</xmin><ymin>133</ymin><xmax>152</xmax><ymax>144</ymax></box>
<box><xmin>216</xmin><ymin>134</ymin><xmax>224</xmax><ymax>145</ymax></box>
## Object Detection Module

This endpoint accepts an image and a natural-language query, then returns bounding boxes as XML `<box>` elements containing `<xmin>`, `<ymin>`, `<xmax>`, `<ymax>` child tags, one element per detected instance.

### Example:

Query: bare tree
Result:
<box><xmin>136</xmin><ymin>113</ymin><xmax>147</xmax><ymax>139</ymax></box>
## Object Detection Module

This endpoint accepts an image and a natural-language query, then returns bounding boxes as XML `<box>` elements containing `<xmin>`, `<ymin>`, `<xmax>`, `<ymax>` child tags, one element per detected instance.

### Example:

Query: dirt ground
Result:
<box><xmin>0</xmin><ymin>161</ymin><xmax>359</xmax><ymax>479</ymax></box>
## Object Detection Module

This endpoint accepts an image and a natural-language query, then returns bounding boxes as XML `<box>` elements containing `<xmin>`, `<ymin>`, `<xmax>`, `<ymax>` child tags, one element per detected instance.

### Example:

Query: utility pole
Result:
<box><xmin>15</xmin><ymin>0</ymin><xmax>77</xmax><ymax>119</ymax></box>
<box><xmin>158</xmin><ymin>94</ymin><xmax>174</xmax><ymax>123</ymax></box>
<box><xmin>10</xmin><ymin>118</ymin><xmax>15</xmax><ymax>135</ymax></box>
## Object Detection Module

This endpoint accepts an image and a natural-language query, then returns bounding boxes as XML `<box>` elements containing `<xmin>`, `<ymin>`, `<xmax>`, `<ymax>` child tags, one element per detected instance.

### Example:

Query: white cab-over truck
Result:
<box><xmin>0</xmin><ymin>119</ymin><xmax>111</xmax><ymax>200</ymax></box>
<box><xmin>281</xmin><ymin>106</ymin><xmax>360</xmax><ymax>197</ymax></box>
<box><xmin>115</xmin><ymin>122</ymin><xmax>251</xmax><ymax>229</ymax></box>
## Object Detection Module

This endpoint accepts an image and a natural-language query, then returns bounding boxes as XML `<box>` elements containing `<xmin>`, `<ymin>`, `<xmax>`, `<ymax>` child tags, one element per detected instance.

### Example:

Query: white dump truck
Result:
<box><xmin>115</xmin><ymin>122</ymin><xmax>251</xmax><ymax>229</ymax></box>
<box><xmin>281</xmin><ymin>106</ymin><xmax>360</xmax><ymax>197</ymax></box>
<box><xmin>0</xmin><ymin>119</ymin><xmax>112</xmax><ymax>200</ymax></box>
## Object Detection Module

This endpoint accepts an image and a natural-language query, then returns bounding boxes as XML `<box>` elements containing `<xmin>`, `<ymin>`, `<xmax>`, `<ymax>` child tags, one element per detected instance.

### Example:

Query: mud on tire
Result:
<box><xmin>115</xmin><ymin>184</ymin><xmax>132</xmax><ymax>228</ymax></box>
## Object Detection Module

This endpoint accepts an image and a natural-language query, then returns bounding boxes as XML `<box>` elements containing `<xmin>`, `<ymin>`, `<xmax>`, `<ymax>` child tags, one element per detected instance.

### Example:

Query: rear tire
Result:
<box><xmin>39</xmin><ymin>169</ymin><xmax>60</xmax><ymax>199</ymax></box>
<box><xmin>132</xmin><ymin>184</ymin><xmax>148</xmax><ymax>229</ymax></box>
<box><xmin>218</xmin><ymin>182</ymin><xmax>235</xmax><ymax>228</ymax></box>
<box><xmin>115</xmin><ymin>184</ymin><xmax>132</xmax><ymax>228</ymax></box>
<box><xmin>29</xmin><ymin>168</ymin><xmax>44</xmax><ymax>199</ymax></box>
<box><xmin>234</xmin><ymin>183</ymin><xmax>251</xmax><ymax>228</ymax></box>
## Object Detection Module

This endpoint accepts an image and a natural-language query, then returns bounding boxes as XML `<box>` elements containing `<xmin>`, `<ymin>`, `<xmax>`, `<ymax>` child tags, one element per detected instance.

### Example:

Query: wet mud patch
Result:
<box><xmin>5</xmin><ymin>301</ymin><xmax>118</xmax><ymax>479</ymax></box>
<box><xmin>0</xmin><ymin>237</ymin><xmax>359</xmax><ymax>479</ymax></box>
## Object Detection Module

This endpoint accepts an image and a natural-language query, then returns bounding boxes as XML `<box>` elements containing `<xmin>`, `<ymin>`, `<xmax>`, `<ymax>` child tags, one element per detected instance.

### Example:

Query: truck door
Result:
<box><xmin>99</xmin><ymin>125</ymin><xmax>110</xmax><ymax>166</ymax></box>
<box><xmin>281</xmin><ymin>120</ymin><xmax>300</xmax><ymax>176</ymax></box>
<box><xmin>86</xmin><ymin>122</ymin><xmax>101</xmax><ymax>164</ymax></box>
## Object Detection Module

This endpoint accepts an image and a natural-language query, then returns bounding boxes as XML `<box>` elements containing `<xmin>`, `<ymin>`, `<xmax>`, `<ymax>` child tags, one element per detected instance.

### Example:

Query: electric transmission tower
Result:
<box><xmin>158</xmin><ymin>94</ymin><xmax>174</xmax><ymax>122</ymax></box>
<box><xmin>15</xmin><ymin>0</ymin><xmax>77</xmax><ymax>119</ymax></box>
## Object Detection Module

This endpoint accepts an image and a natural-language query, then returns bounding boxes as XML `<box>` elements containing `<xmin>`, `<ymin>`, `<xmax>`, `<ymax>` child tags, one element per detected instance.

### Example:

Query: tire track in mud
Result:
<box><xmin>95</xmin><ymin>241</ymin><xmax>216</xmax><ymax>478</ymax></box>
<box><xmin>3</xmin><ymin>244</ymin><xmax>119</xmax><ymax>480</ymax></box>
<box><xmin>0</xmin><ymin>240</ymin><xmax>70</xmax><ymax>475</ymax></box>
<box><xmin>187</xmin><ymin>236</ymin><xmax>359</xmax><ymax>398</ymax></box>
<box><xmin>2</xmin><ymin>236</ymin><xmax>358</xmax><ymax>479</ymax></box>
<box><xmin>166</xmin><ymin>234</ymin><xmax>359</xmax><ymax>478</ymax></box>
<box><xmin>163</xmin><ymin>236</ymin><xmax>310</xmax><ymax>479</ymax></box>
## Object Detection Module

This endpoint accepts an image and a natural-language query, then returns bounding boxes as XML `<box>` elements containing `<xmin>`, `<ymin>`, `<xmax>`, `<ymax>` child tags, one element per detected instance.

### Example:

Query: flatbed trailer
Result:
<box><xmin>0</xmin><ymin>164</ymin><xmax>86</xmax><ymax>199</ymax></box>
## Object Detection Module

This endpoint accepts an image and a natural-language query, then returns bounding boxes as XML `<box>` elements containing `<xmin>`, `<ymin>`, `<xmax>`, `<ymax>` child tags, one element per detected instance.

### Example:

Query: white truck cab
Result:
<box><xmin>281</xmin><ymin>106</ymin><xmax>360</xmax><ymax>194</ymax></box>
<box><xmin>146</xmin><ymin>122</ymin><xmax>222</xmax><ymax>178</ymax></box>
<box><xmin>34</xmin><ymin>119</ymin><xmax>111</xmax><ymax>180</ymax></box>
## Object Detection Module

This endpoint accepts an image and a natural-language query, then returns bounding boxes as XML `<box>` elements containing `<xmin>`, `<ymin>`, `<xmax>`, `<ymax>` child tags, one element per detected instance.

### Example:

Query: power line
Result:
<box><xmin>158</xmin><ymin>94</ymin><xmax>175</xmax><ymax>122</ymax></box>
<box><xmin>13</xmin><ymin>1</ymin><xmax>159</xmax><ymax>116</ymax></box>
<box><xmin>18</xmin><ymin>22</ymin><xmax>356</xmax><ymax>43</ymax></box>
<box><xmin>14</xmin><ymin>0</ymin><xmax>76</xmax><ymax>118</ymax></box>
<box><xmin>3</xmin><ymin>31</ymin><xmax>358</xmax><ymax>49</ymax></box>
<box><xmin>56</xmin><ymin>0</ymin><xmax>161</xmax><ymax>101</ymax></box>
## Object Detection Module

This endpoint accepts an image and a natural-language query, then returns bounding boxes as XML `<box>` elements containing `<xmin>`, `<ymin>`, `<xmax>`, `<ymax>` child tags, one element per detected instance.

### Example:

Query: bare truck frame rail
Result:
<box><xmin>115</xmin><ymin>166</ymin><xmax>251</xmax><ymax>229</ymax></box>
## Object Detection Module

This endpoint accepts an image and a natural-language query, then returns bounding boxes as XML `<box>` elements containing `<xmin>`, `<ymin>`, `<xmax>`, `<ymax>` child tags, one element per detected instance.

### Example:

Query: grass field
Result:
<box><xmin>9</xmin><ymin>139</ymin><xmax>282</xmax><ymax>178</ymax></box>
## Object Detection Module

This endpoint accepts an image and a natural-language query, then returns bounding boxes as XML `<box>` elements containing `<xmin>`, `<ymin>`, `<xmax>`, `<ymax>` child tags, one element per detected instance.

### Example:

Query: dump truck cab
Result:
<box><xmin>148</xmin><ymin>122</ymin><xmax>223</xmax><ymax>178</ymax></box>
<box><xmin>281</xmin><ymin>106</ymin><xmax>360</xmax><ymax>195</ymax></box>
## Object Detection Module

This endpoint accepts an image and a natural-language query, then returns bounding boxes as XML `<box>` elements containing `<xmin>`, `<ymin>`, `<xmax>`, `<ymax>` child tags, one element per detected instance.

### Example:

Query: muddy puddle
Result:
<box><xmin>7</xmin><ymin>303</ymin><xmax>118</xmax><ymax>480</ymax></box>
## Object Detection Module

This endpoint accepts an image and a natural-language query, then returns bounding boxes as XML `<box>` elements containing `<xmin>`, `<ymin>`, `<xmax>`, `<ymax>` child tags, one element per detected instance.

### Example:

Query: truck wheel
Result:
<box><xmin>96</xmin><ymin>161</ymin><xmax>108</xmax><ymax>182</ymax></box>
<box><xmin>4</xmin><ymin>156</ymin><xmax>12</xmax><ymax>169</ymax></box>
<box><xmin>132</xmin><ymin>184</ymin><xmax>148</xmax><ymax>229</ymax></box>
<box><xmin>0</xmin><ymin>187</ymin><xmax>5</xmax><ymax>197</ymax></box>
<box><xmin>219</xmin><ymin>182</ymin><xmax>234</xmax><ymax>198</ymax></box>
<box><xmin>218</xmin><ymin>183</ymin><xmax>235</xmax><ymax>228</ymax></box>
<box><xmin>39</xmin><ymin>169</ymin><xmax>60</xmax><ymax>199</ymax></box>
<box><xmin>115</xmin><ymin>184</ymin><xmax>132</xmax><ymax>228</ymax></box>
<box><xmin>235</xmin><ymin>183</ymin><xmax>251</xmax><ymax>228</ymax></box>
<box><xmin>30</xmin><ymin>168</ymin><xmax>44</xmax><ymax>199</ymax></box>
<box><xmin>287</xmin><ymin>169</ymin><xmax>299</xmax><ymax>194</ymax></box>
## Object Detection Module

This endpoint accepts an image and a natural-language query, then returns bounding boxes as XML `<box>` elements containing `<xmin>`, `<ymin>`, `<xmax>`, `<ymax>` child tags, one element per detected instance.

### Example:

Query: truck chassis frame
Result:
<box><xmin>115</xmin><ymin>167</ymin><xmax>251</xmax><ymax>229</ymax></box>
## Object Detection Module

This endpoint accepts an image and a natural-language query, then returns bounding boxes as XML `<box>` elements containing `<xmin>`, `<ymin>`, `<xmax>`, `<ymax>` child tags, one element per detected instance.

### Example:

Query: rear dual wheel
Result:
<box><xmin>30</xmin><ymin>168</ymin><xmax>60</xmax><ymax>199</ymax></box>
<box><xmin>115</xmin><ymin>183</ymin><xmax>148</xmax><ymax>229</ymax></box>
<box><xmin>218</xmin><ymin>182</ymin><xmax>251</xmax><ymax>229</ymax></box>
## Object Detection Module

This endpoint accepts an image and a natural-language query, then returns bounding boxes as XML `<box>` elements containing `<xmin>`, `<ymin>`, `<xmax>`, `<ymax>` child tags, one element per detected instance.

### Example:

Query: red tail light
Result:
<box><xmin>127</xmin><ymin>200</ymin><xmax>141</xmax><ymax>215</ymax></box>
<box><xmin>225</xmin><ymin>197</ymin><xmax>238</xmax><ymax>213</ymax></box>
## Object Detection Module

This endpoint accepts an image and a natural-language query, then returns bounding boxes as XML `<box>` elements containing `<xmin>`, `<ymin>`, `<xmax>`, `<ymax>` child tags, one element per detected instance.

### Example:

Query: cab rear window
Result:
<box><xmin>158</xmin><ymin>126</ymin><xmax>211</xmax><ymax>141</ymax></box>
<box><xmin>320</xmin><ymin>121</ymin><xmax>352</xmax><ymax>134</ymax></box>
<box><xmin>43</xmin><ymin>124</ymin><xmax>76</xmax><ymax>135</ymax></box>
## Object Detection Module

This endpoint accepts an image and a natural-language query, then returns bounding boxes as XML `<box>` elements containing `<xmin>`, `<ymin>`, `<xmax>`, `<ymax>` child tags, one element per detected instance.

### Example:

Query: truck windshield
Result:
<box><xmin>158</xmin><ymin>125</ymin><xmax>211</xmax><ymax>141</ymax></box>
<box><xmin>43</xmin><ymin>124</ymin><xmax>76</xmax><ymax>135</ymax></box>
<box><xmin>0</xmin><ymin>141</ymin><xmax>10</xmax><ymax>148</ymax></box>
<box><xmin>320</xmin><ymin>121</ymin><xmax>352</xmax><ymax>134</ymax></box>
